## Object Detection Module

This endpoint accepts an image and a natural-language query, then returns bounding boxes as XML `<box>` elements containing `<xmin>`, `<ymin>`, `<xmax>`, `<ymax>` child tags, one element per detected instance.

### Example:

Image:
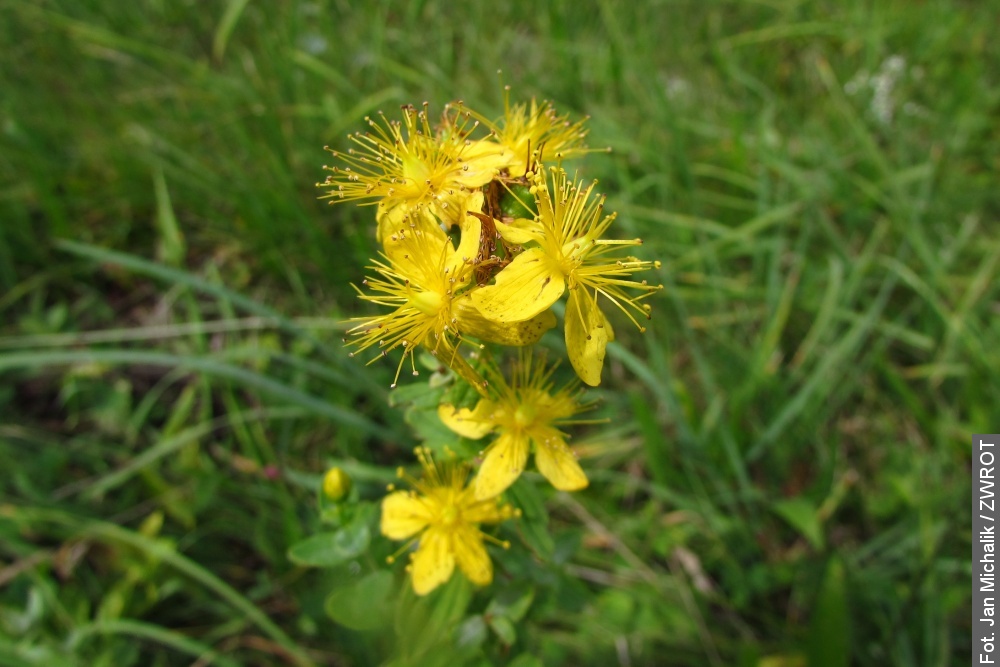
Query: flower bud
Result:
<box><xmin>500</xmin><ymin>183</ymin><xmax>537</xmax><ymax>219</ymax></box>
<box><xmin>322</xmin><ymin>467</ymin><xmax>352</xmax><ymax>501</ymax></box>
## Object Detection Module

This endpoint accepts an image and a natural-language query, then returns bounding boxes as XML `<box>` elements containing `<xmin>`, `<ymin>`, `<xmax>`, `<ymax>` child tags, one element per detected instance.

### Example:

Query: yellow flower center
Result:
<box><xmin>409</xmin><ymin>290</ymin><xmax>444</xmax><ymax>316</ymax></box>
<box><xmin>514</xmin><ymin>404</ymin><xmax>536</xmax><ymax>429</ymax></box>
<box><xmin>440</xmin><ymin>504</ymin><xmax>459</xmax><ymax>526</ymax></box>
<box><xmin>558</xmin><ymin>239</ymin><xmax>587</xmax><ymax>276</ymax></box>
<box><xmin>399</xmin><ymin>154</ymin><xmax>433</xmax><ymax>199</ymax></box>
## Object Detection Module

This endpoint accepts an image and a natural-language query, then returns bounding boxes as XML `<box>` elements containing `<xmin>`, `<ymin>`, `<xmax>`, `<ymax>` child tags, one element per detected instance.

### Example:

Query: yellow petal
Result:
<box><xmin>454</xmin><ymin>297</ymin><xmax>556</xmax><ymax>346</ymax></box>
<box><xmin>565</xmin><ymin>287</ymin><xmax>611</xmax><ymax>386</ymax></box>
<box><xmin>447</xmin><ymin>208</ymin><xmax>482</xmax><ymax>276</ymax></box>
<box><xmin>438</xmin><ymin>400</ymin><xmax>497</xmax><ymax>440</ymax></box>
<box><xmin>380</xmin><ymin>491</ymin><xmax>432</xmax><ymax>540</ymax></box>
<box><xmin>435</xmin><ymin>189</ymin><xmax>485</xmax><ymax>230</ymax></box>
<box><xmin>383</xmin><ymin>221</ymin><xmax>450</xmax><ymax>285</ymax></box>
<box><xmin>532</xmin><ymin>429</ymin><xmax>588</xmax><ymax>491</ymax></box>
<box><xmin>474</xmin><ymin>431</ymin><xmax>530</xmax><ymax>500</ymax></box>
<box><xmin>494</xmin><ymin>218</ymin><xmax>543</xmax><ymax>245</ymax></box>
<box><xmin>463</xmin><ymin>190</ymin><xmax>486</xmax><ymax>220</ymax></box>
<box><xmin>454</xmin><ymin>140</ymin><xmax>507</xmax><ymax>187</ymax></box>
<box><xmin>410</xmin><ymin>528</ymin><xmax>455</xmax><ymax>595</ymax></box>
<box><xmin>376</xmin><ymin>201</ymin><xmax>408</xmax><ymax>245</ymax></box>
<box><xmin>377</xmin><ymin>202</ymin><xmax>445</xmax><ymax>246</ymax></box>
<box><xmin>471</xmin><ymin>248</ymin><xmax>565</xmax><ymax>323</ymax></box>
<box><xmin>452</xmin><ymin>525</ymin><xmax>493</xmax><ymax>587</ymax></box>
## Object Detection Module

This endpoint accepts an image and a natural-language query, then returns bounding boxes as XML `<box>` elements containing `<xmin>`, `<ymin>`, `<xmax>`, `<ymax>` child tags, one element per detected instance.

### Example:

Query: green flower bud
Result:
<box><xmin>500</xmin><ymin>183</ymin><xmax>537</xmax><ymax>219</ymax></box>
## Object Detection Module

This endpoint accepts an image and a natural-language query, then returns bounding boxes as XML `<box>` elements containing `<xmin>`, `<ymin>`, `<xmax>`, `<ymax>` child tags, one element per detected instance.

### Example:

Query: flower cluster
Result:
<box><xmin>320</xmin><ymin>94</ymin><xmax>661</xmax><ymax>594</ymax></box>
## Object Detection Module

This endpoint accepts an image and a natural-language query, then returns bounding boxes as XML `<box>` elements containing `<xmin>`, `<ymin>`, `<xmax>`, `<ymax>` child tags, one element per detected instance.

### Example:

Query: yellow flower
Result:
<box><xmin>381</xmin><ymin>447</ymin><xmax>517</xmax><ymax>595</ymax></box>
<box><xmin>318</xmin><ymin>103</ymin><xmax>502</xmax><ymax>241</ymax></box>
<box><xmin>438</xmin><ymin>352</ymin><xmax>593</xmax><ymax>499</ymax></box>
<box><xmin>347</xmin><ymin>214</ymin><xmax>556</xmax><ymax>390</ymax></box>
<box><xmin>470</xmin><ymin>166</ymin><xmax>662</xmax><ymax>385</ymax></box>
<box><xmin>469</xmin><ymin>93</ymin><xmax>598</xmax><ymax>177</ymax></box>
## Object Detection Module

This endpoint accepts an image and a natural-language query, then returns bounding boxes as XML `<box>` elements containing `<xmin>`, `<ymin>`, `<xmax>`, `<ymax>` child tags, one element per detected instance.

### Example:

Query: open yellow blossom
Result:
<box><xmin>438</xmin><ymin>352</ymin><xmax>594</xmax><ymax>499</ymax></box>
<box><xmin>470</xmin><ymin>167</ymin><xmax>662</xmax><ymax>385</ymax></box>
<box><xmin>468</xmin><ymin>92</ymin><xmax>598</xmax><ymax>177</ymax></box>
<box><xmin>347</xmin><ymin>214</ymin><xmax>556</xmax><ymax>390</ymax></box>
<box><xmin>318</xmin><ymin>103</ymin><xmax>502</xmax><ymax>241</ymax></box>
<box><xmin>381</xmin><ymin>447</ymin><xmax>517</xmax><ymax>595</ymax></box>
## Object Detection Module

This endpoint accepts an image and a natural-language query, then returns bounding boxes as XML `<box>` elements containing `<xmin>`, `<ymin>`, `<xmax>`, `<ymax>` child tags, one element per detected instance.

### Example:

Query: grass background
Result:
<box><xmin>1</xmin><ymin>0</ymin><xmax>997</xmax><ymax>664</ymax></box>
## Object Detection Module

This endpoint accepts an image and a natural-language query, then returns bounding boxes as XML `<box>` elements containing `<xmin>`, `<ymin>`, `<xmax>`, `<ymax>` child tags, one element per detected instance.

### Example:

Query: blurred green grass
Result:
<box><xmin>1</xmin><ymin>0</ymin><xmax>997</xmax><ymax>665</ymax></box>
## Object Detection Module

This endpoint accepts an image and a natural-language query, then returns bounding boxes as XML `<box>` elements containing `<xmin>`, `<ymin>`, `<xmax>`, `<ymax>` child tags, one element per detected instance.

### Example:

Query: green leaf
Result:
<box><xmin>404</xmin><ymin>404</ymin><xmax>459</xmax><ymax>445</ymax></box>
<box><xmin>152</xmin><ymin>167</ymin><xmax>185</xmax><ymax>266</ymax></box>
<box><xmin>506</xmin><ymin>655</ymin><xmax>545</xmax><ymax>667</ymax></box>
<box><xmin>505</xmin><ymin>479</ymin><xmax>555</xmax><ymax>561</ymax></box>
<box><xmin>425</xmin><ymin>574</ymin><xmax>474</xmax><ymax>636</ymax></box>
<box><xmin>287</xmin><ymin>523</ymin><xmax>370</xmax><ymax>567</ymax></box>
<box><xmin>325</xmin><ymin>570</ymin><xmax>395</xmax><ymax>631</ymax></box>
<box><xmin>488</xmin><ymin>614</ymin><xmax>516</xmax><ymax>646</ymax></box>
<box><xmin>486</xmin><ymin>584</ymin><xmax>535</xmax><ymax>623</ymax></box>
<box><xmin>772</xmin><ymin>498</ymin><xmax>825</xmax><ymax>550</ymax></box>
<box><xmin>0</xmin><ymin>348</ymin><xmax>391</xmax><ymax>438</ymax></box>
<box><xmin>806</xmin><ymin>557</ymin><xmax>850</xmax><ymax>667</ymax></box>
<box><xmin>66</xmin><ymin>619</ymin><xmax>242</xmax><ymax>667</ymax></box>
<box><xmin>757</xmin><ymin>655</ymin><xmax>806</xmax><ymax>667</ymax></box>
<box><xmin>387</xmin><ymin>378</ymin><xmax>458</xmax><ymax>444</ymax></box>
<box><xmin>8</xmin><ymin>508</ymin><xmax>312</xmax><ymax>666</ymax></box>
<box><xmin>213</xmin><ymin>0</ymin><xmax>251</xmax><ymax>62</ymax></box>
<box><xmin>388</xmin><ymin>381</ymin><xmax>440</xmax><ymax>410</ymax></box>
<box><xmin>454</xmin><ymin>614</ymin><xmax>488</xmax><ymax>653</ymax></box>
<box><xmin>394</xmin><ymin>574</ymin><xmax>474</xmax><ymax>661</ymax></box>
<box><xmin>593</xmin><ymin>589</ymin><xmax>637</xmax><ymax>634</ymax></box>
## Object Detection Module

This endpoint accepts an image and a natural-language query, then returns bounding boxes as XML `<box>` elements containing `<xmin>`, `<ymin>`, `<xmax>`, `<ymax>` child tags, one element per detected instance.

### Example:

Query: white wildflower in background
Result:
<box><xmin>844</xmin><ymin>54</ymin><xmax>910</xmax><ymax>126</ymax></box>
